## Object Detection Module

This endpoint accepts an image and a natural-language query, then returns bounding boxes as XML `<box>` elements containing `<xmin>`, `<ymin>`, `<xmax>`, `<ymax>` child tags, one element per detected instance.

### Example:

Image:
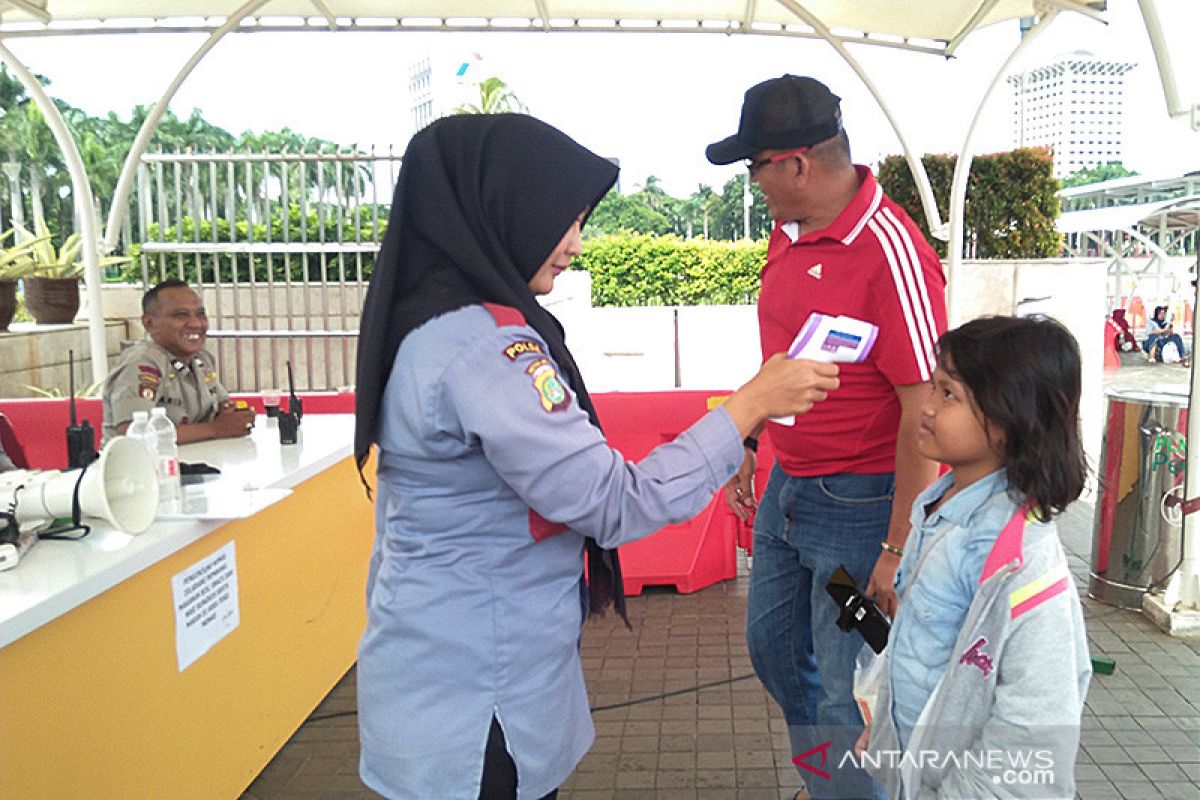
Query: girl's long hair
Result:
<box><xmin>937</xmin><ymin>315</ymin><xmax>1087</xmax><ymax>521</ymax></box>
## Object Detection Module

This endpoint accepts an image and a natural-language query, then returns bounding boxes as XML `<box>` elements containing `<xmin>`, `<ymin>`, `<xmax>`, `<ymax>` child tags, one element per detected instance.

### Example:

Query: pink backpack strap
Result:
<box><xmin>979</xmin><ymin>503</ymin><xmax>1032</xmax><ymax>585</ymax></box>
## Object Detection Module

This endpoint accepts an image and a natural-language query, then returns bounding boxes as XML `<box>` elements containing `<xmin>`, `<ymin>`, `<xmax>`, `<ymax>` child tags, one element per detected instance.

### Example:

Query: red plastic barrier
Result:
<box><xmin>0</xmin><ymin>397</ymin><xmax>103</xmax><ymax>470</ymax></box>
<box><xmin>2</xmin><ymin>388</ymin><xmax>762</xmax><ymax>596</ymax></box>
<box><xmin>594</xmin><ymin>390</ymin><xmax>772</xmax><ymax>595</ymax></box>
<box><xmin>0</xmin><ymin>392</ymin><xmax>354</xmax><ymax>470</ymax></box>
<box><xmin>229</xmin><ymin>391</ymin><xmax>356</xmax><ymax>415</ymax></box>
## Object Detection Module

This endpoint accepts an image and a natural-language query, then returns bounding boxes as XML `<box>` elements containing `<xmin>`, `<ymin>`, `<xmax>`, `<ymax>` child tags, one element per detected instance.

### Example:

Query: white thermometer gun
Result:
<box><xmin>771</xmin><ymin>312</ymin><xmax>878</xmax><ymax>425</ymax></box>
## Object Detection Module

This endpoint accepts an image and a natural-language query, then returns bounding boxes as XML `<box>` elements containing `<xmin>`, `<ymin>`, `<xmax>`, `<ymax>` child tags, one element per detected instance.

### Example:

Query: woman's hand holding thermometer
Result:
<box><xmin>771</xmin><ymin>312</ymin><xmax>878</xmax><ymax>425</ymax></box>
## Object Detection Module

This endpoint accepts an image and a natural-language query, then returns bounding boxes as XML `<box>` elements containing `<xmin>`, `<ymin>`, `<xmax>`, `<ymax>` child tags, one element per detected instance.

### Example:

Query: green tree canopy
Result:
<box><xmin>1061</xmin><ymin>161</ymin><xmax>1137</xmax><ymax>189</ymax></box>
<box><xmin>878</xmin><ymin>147</ymin><xmax>1061</xmax><ymax>259</ymax></box>
<box><xmin>453</xmin><ymin>76</ymin><xmax>528</xmax><ymax>115</ymax></box>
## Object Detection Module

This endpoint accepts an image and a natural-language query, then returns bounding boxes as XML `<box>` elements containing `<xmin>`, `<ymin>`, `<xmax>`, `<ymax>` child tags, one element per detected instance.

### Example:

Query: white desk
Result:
<box><xmin>0</xmin><ymin>414</ymin><xmax>355</xmax><ymax>649</ymax></box>
<box><xmin>0</xmin><ymin>413</ymin><xmax>375</xmax><ymax>799</ymax></box>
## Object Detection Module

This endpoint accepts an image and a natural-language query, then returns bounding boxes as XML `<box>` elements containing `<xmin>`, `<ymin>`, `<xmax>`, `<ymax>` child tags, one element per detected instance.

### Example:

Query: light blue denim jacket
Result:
<box><xmin>889</xmin><ymin>468</ymin><xmax>1016</xmax><ymax>747</ymax></box>
<box><xmin>866</xmin><ymin>470</ymin><xmax>1091</xmax><ymax>799</ymax></box>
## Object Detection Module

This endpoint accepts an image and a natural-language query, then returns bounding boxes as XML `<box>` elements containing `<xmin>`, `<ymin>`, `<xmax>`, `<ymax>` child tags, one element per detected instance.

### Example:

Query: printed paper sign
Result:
<box><xmin>172</xmin><ymin>540</ymin><xmax>240</xmax><ymax>671</ymax></box>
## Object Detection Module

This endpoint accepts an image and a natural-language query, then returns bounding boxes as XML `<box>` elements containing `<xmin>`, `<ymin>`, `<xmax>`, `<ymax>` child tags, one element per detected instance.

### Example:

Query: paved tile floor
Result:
<box><xmin>243</xmin><ymin>353</ymin><xmax>1200</xmax><ymax>800</ymax></box>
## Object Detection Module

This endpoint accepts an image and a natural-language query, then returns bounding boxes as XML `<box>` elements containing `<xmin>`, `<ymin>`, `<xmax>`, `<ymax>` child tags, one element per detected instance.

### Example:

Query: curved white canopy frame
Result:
<box><xmin>0</xmin><ymin>0</ymin><xmax>1106</xmax><ymax>388</ymax></box>
<box><xmin>0</xmin><ymin>39</ymin><xmax>107</xmax><ymax>383</ymax></box>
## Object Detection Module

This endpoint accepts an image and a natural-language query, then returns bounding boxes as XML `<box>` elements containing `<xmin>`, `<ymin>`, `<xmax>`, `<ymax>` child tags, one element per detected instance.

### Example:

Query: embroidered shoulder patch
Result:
<box><xmin>503</xmin><ymin>339</ymin><xmax>545</xmax><ymax>361</ymax></box>
<box><xmin>525</xmin><ymin>357</ymin><xmax>572</xmax><ymax>413</ymax></box>
<box><xmin>138</xmin><ymin>364</ymin><xmax>161</xmax><ymax>400</ymax></box>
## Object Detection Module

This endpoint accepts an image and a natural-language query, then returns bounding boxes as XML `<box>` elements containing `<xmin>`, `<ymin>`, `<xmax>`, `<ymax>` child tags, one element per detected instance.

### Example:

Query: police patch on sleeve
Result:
<box><xmin>137</xmin><ymin>364</ymin><xmax>160</xmax><ymax>400</ymax></box>
<box><xmin>525</xmin><ymin>357</ymin><xmax>572</xmax><ymax>413</ymax></box>
<box><xmin>503</xmin><ymin>339</ymin><xmax>545</xmax><ymax>360</ymax></box>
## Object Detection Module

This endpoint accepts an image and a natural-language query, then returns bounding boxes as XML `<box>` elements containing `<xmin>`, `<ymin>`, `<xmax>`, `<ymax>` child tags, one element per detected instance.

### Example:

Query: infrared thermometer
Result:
<box><xmin>771</xmin><ymin>312</ymin><xmax>878</xmax><ymax>425</ymax></box>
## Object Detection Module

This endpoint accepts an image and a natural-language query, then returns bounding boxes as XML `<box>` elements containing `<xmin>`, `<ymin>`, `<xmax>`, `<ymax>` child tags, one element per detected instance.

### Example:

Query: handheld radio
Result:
<box><xmin>65</xmin><ymin>350</ymin><xmax>98</xmax><ymax>469</ymax></box>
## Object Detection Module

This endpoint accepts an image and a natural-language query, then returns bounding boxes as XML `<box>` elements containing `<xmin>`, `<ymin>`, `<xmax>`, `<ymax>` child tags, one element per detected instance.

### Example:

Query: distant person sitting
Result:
<box><xmin>1143</xmin><ymin>305</ymin><xmax>1188</xmax><ymax>365</ymax></box>
<box><xmin>102</xmin><ymin>279</ymin><xmax>255</xmax><ymax>444</ymax></box>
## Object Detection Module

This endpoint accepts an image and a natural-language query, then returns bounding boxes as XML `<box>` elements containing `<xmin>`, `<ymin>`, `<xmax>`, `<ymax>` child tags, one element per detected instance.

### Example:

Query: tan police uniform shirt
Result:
<box><xmin>101</xmin><ymin>339</ymin><xmax>229</xmax><ymax>442</ymax></box>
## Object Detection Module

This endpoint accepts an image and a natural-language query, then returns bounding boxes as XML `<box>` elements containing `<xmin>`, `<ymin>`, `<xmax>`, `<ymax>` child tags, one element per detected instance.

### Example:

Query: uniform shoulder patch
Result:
<box><xmin>525</xmin><ymin>357</ymin><xmax>572</xmax><ymax>413</ymax></box>
<box><xmin>483</xmin><ymin>303</ymin><xmax>527</xmax><ymax>328</ymax></box>
<box><xmin>503</xmin><ymin>339</ymin><xmax>546</xmax><ymax>361</ymax></box>
<box><xmin>138</xmin><ymin>364</ymin><xmax>161</xmax><ymax>400</ymax></box>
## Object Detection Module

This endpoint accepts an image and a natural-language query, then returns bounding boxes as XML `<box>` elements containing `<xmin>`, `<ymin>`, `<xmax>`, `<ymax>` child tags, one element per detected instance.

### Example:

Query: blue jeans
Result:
<box><xmin>1144</xmin><ymin>332</ymin><xmax>1186</xmax><ymax>361</ymax></box>
<box><xmin>746</xmin><ymin>465</ymin><xmax>893</xmax><ymax>800</ymax></box>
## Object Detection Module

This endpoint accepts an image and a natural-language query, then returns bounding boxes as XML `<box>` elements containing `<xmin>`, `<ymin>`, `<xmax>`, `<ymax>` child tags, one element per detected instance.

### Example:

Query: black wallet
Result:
<box><xmin>825</xmin><ymin>565</ymin><xmax>891</xmax><ymax>654</ymax></box>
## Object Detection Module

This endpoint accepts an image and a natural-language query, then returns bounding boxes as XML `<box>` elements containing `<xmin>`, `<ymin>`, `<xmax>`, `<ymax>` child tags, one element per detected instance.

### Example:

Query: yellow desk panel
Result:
<box><xmin>0</xmin><ymin>456</ymin><xmax>375</xmax><ymax>799</ymax></box>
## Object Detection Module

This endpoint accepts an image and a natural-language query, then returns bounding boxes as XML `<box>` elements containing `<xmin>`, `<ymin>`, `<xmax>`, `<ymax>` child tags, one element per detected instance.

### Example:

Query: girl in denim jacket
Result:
<box><xmin>860</xmin><ymin>315</ymin><xmax>1091</xmax><ymax>799</ymax></box>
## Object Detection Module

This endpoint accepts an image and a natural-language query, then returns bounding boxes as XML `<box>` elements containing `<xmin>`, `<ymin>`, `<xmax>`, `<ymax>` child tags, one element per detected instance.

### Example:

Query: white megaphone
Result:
<box><xmin>0</xmin><ymin>436</ymin><xmax>159</xmax><ymax>535</ymax></box>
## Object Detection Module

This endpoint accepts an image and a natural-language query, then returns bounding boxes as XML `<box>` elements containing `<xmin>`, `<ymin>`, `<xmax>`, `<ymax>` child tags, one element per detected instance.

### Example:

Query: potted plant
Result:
<box><xmin>0</xmin><ymin>227</ymin><xmax>51</xmax><ymax>331</ymax></box>
<box><xmin>13</xmin><ymin>217</ymin><xmax>129</xmax><ymax>325</ymax></box>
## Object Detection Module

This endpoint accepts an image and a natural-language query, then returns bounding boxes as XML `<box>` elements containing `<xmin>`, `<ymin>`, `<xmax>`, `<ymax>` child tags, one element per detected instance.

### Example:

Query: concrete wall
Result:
<box><xmin>0</xmin><ymin>321</ymin><xmax>128</xmax><ymax>398</ymax></box>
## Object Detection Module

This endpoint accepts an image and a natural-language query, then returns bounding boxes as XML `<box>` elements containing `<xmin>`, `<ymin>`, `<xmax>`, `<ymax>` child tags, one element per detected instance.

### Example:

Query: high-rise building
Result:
<box><xmin>408</xmin><ymin>52</ymin><xmax>485</xmax><ymax>132</ymax></box>
<box><xmin>1008</xmin><ymin>52</ymin><xmax>1135</xmax><ymax>179</ymax></box>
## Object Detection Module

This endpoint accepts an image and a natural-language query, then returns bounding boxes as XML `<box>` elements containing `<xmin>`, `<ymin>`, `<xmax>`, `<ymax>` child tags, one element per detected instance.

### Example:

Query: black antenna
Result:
<box><xmin>69</xmin><ymin>350</ymin><xmax>77</xmax><ymax>427</ymax></box>
<box><xmin>286</xmin><ymin>360</ymin><xmax>303</xmax><ymax>423</ymax></box>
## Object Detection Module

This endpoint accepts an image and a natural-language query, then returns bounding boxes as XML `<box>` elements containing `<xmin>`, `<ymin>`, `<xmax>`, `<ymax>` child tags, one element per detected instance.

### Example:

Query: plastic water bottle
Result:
<box><xmin>125</xmin><ymin>410</ymin><xmax>153</xmax><ymax>460</ymax></box>
<box><xmin>149</xmin><ymin>407</ymin><xmax>181</xmax><ymax>512</ymax></box>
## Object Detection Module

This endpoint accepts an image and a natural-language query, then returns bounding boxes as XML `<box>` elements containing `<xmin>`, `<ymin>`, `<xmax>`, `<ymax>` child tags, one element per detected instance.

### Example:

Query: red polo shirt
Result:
<box><xmin>759</xmin><ymin>166</ymin><xmax>947</xmax><ymax>477</ymax></box>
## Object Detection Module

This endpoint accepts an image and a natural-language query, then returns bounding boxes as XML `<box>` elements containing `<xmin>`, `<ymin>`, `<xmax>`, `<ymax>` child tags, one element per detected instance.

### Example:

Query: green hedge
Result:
<box><xmin>582</xmin><ymin>233</ymin><xmax>766</xmax><ymax>306</ymax></box>
<box><xmin>120</xmin><ymin>204</ymin><xmax>387</xmax><ymax>283</ymax></box>
<box><xmin>122</xmin><ymin>223</ymin><xmax>768</xmax><ymax>307</ymax></box>
<box><xmin>877</xmin><ymin>147</ymin><xmax>1061</xmax><ymax>259</ymax></box>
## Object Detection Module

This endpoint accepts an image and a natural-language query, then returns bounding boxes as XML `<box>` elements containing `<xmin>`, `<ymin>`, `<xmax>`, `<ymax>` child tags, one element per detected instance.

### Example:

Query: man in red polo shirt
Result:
<box><xmin>708</xmin><ymin>75</ymin><xmax>946</xmax><ymax>800</ymax></box>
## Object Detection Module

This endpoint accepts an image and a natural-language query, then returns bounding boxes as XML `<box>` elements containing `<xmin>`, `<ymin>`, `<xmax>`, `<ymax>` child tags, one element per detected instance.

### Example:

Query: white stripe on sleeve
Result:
<box><xmin>867</xmin><ymin>216</ymin><xmax>936</xmax><ymax>381</ymax></box>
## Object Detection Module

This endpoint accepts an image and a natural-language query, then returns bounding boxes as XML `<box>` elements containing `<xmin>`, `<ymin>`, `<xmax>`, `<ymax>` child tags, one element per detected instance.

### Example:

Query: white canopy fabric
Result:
<box><xmin>0</xmin><ymin>0</ymin><xmax>1102</xmax><ymax>56</ymax></box>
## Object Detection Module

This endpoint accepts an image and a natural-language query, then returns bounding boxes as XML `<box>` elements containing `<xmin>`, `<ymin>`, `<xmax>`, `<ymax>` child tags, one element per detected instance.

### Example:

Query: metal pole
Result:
<box><xmin>0</xmin><ymin>40</ymin><xmax>107</xmax><ymax>382</ymax></box>
<box><xmin>774</xmin><ymin>0</ymin><xmax>948</xmax><ymax>240</ymax></box>
<box><xmin>945</xmin><ymin>10</ymin><xmax>1061</xmax><ymax>325</ymax></box>
<box><xmin>101</xmin><ymin>0</ymin><xmax>270</xmax><ymax>253</ymax></box>
<box><xmin>1171</xmin><ymin>248</ymin><xmax>1200</xmax><ymax>610</ymax></box>
<box><xmin>1138</xmin><ymin>0</ymin><xmax>1196</xmax><ymax>127</ymax></box>
<box><xmin>742</xmin><ymin>172</ymin><xmax>751</xmax><ymax>241</ymax></box>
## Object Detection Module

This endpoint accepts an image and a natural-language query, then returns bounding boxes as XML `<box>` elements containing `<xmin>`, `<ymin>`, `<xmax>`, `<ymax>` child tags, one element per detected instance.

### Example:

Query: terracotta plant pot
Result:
<box><xmin>23</xmin><ymin>276</ymin><xmax>81</xmax><ymax>325</ymax></box>
<box><xmin>0</xmin><ymin>280</ymin><xmax>16</xmax><ymax>331</ymax></box>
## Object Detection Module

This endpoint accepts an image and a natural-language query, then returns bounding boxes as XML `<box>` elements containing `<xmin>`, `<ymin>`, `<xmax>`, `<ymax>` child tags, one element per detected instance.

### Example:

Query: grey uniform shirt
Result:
<box><xmin>101</xmin><ymin>339</ymin><xmax>229</xmax><ymax>442</ymax></box>
<box><xmin>357</xmin><ymin>304</ymin><xmax>744</xmax><ymax>800</ymax></box>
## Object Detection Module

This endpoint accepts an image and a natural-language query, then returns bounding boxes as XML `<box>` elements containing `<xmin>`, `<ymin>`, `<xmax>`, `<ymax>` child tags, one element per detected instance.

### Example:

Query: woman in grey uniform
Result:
<box><xmin>353</xmin><ymin>114</ymin><xmax>839</xmax><ymax>800</ymax></box>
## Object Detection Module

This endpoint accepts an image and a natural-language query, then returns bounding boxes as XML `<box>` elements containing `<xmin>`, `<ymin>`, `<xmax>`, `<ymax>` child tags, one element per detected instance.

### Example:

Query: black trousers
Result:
<box><xmin>478</xmin><ymin>716</ymin><xmax>559</xmax><ymax>800</ymax></box>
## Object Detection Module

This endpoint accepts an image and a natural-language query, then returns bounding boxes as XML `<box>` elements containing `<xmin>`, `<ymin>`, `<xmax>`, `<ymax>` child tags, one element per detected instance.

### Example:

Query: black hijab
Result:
<box><xmin>354</xmin><ymin>114</ymin><xmax>626</xmax><ymax>621</ymax></box>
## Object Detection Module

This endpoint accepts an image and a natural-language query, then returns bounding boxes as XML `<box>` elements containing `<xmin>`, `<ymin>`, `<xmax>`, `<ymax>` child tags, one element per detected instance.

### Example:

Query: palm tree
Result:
<box><xmin>453</xmin><ymin>77</ymin><xmax>528</xmax><ymax>115</ymax></box>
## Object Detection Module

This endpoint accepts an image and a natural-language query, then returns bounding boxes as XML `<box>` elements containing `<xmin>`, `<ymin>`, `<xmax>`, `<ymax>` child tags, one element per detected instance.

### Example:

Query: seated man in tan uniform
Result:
<box><xmin>102</xmin><ymin>279</ymin><xmax>255</xmax><ymax>445</ymax></box>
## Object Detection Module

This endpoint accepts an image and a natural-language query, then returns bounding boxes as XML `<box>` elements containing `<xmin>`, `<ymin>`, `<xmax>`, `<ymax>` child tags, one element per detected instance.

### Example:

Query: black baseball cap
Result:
<box><xmin>706</xmin><ymin>75</ymin><xmax>843</xmax><ymax>165</ymax></box>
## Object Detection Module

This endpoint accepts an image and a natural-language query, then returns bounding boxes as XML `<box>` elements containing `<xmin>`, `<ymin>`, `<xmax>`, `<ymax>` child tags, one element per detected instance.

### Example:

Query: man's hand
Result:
<box><xmin>210</xmin><ymin>405</ymin><xmax>255</xmax><ymax>439</ymax></box>
<box><xmin>865</xmin><ymin>550</ymin><xmax>901</xmax><ymax>618</ymax></box>
<box><xmin>724</xmin><ymin>450</ymin><xmax>757</xmax><ymax>522</ymax></box>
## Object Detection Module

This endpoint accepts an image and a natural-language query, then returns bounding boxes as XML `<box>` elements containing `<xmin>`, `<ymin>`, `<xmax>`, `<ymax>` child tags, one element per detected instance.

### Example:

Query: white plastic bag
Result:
<box><xmin>852</xmin><ymin>643</ymin><xmax>886</xmax><ymax>725</ymax></box>
<box><xmin>1162</xmin><ymin>340</ymin><xmax>1182</xmax><ymax>363</ymax></box>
